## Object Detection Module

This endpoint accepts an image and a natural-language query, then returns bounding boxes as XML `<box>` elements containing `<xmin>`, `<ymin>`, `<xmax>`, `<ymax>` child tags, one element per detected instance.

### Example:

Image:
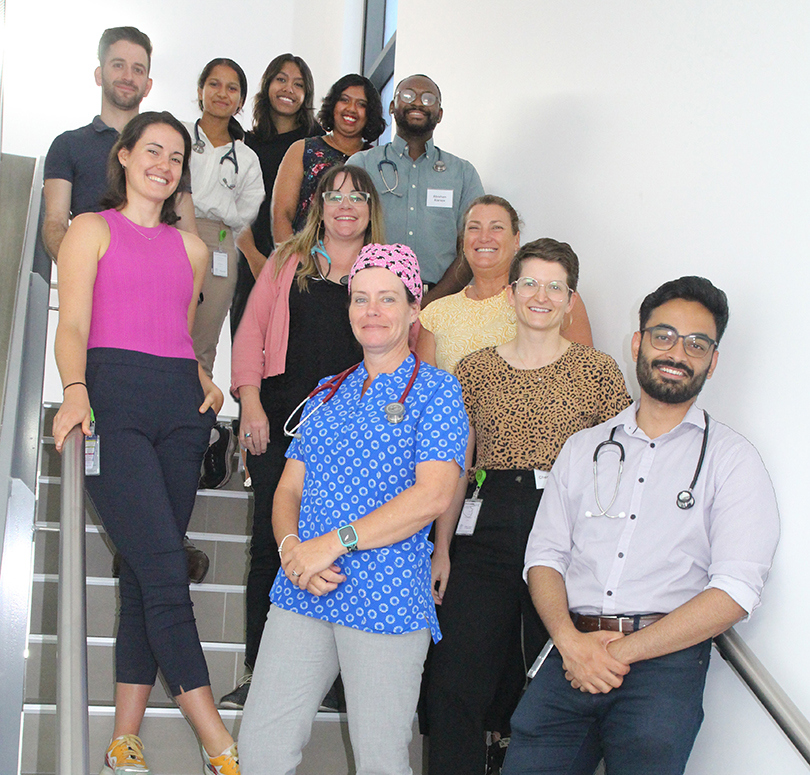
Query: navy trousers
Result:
<box><xmin>85</xmin><ymin>348</ymin><xmax>215</xmax><ymax>695</ymax></box>
<box><xmin>503</xmin><ymin>640</ymin><xmax>712</xmax><ymax>775</ymax></box>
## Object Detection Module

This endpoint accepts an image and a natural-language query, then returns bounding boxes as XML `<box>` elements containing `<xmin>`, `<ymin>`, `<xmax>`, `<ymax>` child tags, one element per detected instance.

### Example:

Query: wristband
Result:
<box><xmin>63</xmin><ymin>381</ymin><xmax>87</xmax><ymax>392</ymax></box>
<box><xmin>278</xmin><ymin>533</ymin><xmax>300</xmax><ymax>557</ymax></box>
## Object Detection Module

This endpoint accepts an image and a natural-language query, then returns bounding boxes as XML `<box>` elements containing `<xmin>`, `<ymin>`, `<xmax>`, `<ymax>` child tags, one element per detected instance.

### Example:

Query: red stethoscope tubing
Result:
<box><xmin>283</xmin><ymin>353</ymin><xmax>421</xmax><ymax>439</ymax></box>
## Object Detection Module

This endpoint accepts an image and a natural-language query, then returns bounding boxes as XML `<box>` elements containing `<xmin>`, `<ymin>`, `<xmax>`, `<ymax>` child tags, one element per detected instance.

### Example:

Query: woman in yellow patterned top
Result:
<box><xmin>416</xmin><ymin>195</ymin><xmax>592</xmax><ymax>374</ymax></box>
<box><xmin>425</xmin><ymin>238</ymin><xmax>631</xmax><ymax>775</ymax></box>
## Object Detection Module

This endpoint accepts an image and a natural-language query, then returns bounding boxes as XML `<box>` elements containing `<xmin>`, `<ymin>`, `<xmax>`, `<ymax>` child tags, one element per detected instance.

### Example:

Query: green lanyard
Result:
<box><xmin>472</xmin><ymin>469</ymin><xmax>486</xmax><ymax>499</ymax></box>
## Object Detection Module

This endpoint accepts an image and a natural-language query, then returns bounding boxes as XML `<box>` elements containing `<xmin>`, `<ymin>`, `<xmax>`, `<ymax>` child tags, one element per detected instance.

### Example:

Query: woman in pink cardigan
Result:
<box><xmin>224</xmin><ymin>164</ymin><xmax>384</xmax><ymax>708</ymax></box>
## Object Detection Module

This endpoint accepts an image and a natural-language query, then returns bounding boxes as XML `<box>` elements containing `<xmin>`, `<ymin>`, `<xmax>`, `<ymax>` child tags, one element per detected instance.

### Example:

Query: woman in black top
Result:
<box><xmin>231</xmin><ymin>54</ymin><xmax>322</xmax><ymax>337</ymax></box>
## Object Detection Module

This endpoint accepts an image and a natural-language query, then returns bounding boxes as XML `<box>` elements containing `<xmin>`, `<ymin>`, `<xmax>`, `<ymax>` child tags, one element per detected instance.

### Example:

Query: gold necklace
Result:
<box><xmin>122</xmin><ymin>213</ymin><xmax>165</xmax><ymax>241</ymax></box>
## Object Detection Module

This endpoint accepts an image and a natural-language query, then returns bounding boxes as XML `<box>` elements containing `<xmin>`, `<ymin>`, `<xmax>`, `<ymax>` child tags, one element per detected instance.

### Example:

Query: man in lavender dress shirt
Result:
<box><xmin>504</xmin><ymin>276</ymin><xmax>779</xmax><ymax>775</ymax></box>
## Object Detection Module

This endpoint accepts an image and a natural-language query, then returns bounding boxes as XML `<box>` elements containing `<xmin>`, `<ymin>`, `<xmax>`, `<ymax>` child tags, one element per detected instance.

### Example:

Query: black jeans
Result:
<box><xmin>243</xmin><ymin>437</ymin><xmax>288</xmax><ymax>669</ymax></box>
<box><xmin>427</xmin><ymin>470</ymin><xmax>548</xmax><ymax>775</ymax></box>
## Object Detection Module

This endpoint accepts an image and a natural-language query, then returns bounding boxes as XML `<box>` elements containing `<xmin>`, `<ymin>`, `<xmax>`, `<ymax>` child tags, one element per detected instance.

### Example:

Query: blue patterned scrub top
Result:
<box><xmin>270</xmin><ymin>353</ymin><xmax>468</xmax><ymax>642</ymax></box>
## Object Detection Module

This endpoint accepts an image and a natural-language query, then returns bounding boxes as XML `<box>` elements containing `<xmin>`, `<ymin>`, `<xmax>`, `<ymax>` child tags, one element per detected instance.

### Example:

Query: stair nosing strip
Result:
<box><xmin>32</xmin><ymin>573</ymin><xmax>246</xmax><ymax>593</ymax></box>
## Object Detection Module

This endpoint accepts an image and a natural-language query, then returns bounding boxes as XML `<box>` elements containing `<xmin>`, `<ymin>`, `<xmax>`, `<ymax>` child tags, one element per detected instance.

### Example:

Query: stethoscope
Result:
<box><xmin>310</xmin><ymin>241</ymin><xmax>349</xmax><ymax>285</ymax></box>
<box><xmin>192</xmin><ymin>119</ymin><xmax>239</xmax><ymax>189</ymax></box>
<box><xmin>377</xmin><ymin>143</ymin><xmax>446</xmax><ymax>196</ymax></box>
<box><xmin>283</xmin><ymin>354</ymin><xmax>422</xmax><ymax>439</ymax></box>
<box><xmin>585</xmin><ymin>411</ymin><xmax>710</xmax><ymax>518</ymax></box>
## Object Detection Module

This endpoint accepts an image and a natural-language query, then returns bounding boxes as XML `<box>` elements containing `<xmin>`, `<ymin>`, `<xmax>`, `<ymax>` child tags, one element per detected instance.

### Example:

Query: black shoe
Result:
<box><xmin>319</xmin><ymin>676</ymin><xmax>346</xmax><ymax>712</ymax></box>
<box><xmin>219</xmin><ymin>672</ymin><xmax>251</xmax><ymax>709</ymax></box>
<box><xmin>200</xmin><ymin>423</ymin><xmax>237</xmax><ymax>489</ymax></box>
<box><xmin>111</xmin><ymin>537</ymin><xmax>209</xmax><ymax>583</ymax></box>
<box><xmin>486</xmin><ymin>736</ymin><xmax>510</xmax><ymax>775</ymax></box>
<box><xmin>184</xmin><ymin>537</ymin><xmax>210</xmax><ymax>583</ymax></box>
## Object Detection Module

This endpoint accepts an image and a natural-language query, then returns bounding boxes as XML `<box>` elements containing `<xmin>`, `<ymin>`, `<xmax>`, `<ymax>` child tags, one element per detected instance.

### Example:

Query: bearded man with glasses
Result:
<box><xmin>503</xmin><ymin>275</ymin><xmax>780</xmax><ymax>775</ymax></box>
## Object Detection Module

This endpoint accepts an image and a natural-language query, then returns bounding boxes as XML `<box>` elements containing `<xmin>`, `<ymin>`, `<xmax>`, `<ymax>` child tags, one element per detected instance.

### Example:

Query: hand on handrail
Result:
<box><xmin>53</xmin><ymin>385</ymin><xmax>92</xmax><ymax>453</ymax></box>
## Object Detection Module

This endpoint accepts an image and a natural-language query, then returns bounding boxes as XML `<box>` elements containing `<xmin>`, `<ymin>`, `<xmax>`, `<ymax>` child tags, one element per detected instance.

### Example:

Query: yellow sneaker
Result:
<box><xmin>100</xmin><ymin>734</ymin><xmax>150</xmax><ymax>774</ymax></box>
<box><xmin>204</xmin><ymin>742</ymin><xmax>239</xmax><ymax>774</ymax></box>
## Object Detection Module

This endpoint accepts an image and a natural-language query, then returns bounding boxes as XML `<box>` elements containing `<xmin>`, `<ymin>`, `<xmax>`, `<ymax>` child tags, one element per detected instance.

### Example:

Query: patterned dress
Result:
<box><xmin>292</xmin><ymin>136</ymin><xmax>360</xmax><ymax>232</ymax></box>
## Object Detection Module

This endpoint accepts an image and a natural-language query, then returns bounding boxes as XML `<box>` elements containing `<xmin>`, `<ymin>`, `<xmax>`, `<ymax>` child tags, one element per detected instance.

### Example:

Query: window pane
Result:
<box><xmin>384</xmin><ymin>0</ymin><xmax>398</xmax><ymax>45</ymax></box>
<box><xmin>379</xmin><ymin>76</ymin><xmax>395</xmax><ymax>144</ymax></box>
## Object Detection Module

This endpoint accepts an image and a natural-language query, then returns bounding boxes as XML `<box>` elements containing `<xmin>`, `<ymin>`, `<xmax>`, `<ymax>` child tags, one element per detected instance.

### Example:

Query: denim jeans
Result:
<box><xmin>503</xmin><ymin>639</ymin><xmax>712</xmax><ymax>775</ymax></box>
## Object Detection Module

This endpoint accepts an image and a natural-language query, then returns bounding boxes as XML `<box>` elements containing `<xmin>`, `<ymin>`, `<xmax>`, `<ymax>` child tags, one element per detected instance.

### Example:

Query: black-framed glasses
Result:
<box><xmin>642</xmin><ymin>325</ymin><xmax>717</xmax><ymax>358</ymax></box>
<box><xmin>511</xmin><ymin>277</ymin><xmax>570</xmax><ymax>303</ymax></box>
<box><xmin>322</xmin><ymin>190</ymin><xmax>371</xmax><ymax>205</ymax></box>
<box><xmin>396</xmin><ymin>88</ymin><xmax>439</xmax><ymax>107</ymax></box>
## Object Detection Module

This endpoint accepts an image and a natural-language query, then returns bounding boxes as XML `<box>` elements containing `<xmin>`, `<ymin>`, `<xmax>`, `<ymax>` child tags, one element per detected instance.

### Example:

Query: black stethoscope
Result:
<box><xmin>585</xmin><ymin>411</ymin><xmax>710</xmax><ymax>518</ymax></box>
<box><xmin>283</xmin><ymin>353</ymin><xmax>422</xmax><ymax>439</ymax></box>
<box><xmin>192</xmin><ymin>119</ymin><xmax>239</xmax><ymax>189</ymax></box>
<box><xmin>377</xmin><ymin>143</ymin><xmax>446</xmax><ymax>196</ymax></box>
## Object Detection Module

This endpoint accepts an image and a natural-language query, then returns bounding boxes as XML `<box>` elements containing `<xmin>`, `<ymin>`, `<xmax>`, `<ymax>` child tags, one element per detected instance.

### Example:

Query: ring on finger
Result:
<box><xmin>291</xmin><ymin>570</ymin><xmax>300</xmax><ymax>578</ymax></box>
<box><xmin>244</xmin><ymin>432</ymin><xmax>252</xmax><ymax>438</ymax></box>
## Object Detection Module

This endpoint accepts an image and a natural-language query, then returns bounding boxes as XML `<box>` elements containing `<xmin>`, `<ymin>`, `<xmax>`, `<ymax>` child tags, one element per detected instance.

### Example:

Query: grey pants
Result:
<box><xmin>240</xmin><ymin>605</ymin><xmax>430</xmax><ymax>775</ymax></box>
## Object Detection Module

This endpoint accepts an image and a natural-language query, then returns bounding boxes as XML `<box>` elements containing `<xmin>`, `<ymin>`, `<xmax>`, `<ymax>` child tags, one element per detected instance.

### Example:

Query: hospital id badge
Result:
<box><xmin>212</xmin><ymin>250</ymin><xmax>228</xmax><ymax>277</ymax></box>
<box><xmin>85</xmin><ymin>431</ymin><xmax>100</xmax><ymax>476</ymax></box>
<box><xmin>534</xmin><ymin>470</ymin><xmax>549</xmax><ymax>489</ymax></box>
<box><xmin>456</xmin><ymin>498</ymin><xmax>482</xmax><ymax>535</ymax></box>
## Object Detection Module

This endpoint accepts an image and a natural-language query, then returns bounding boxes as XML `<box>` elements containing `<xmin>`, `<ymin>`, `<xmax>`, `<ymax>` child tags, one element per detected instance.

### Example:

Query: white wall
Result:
<box><xmin>397</xmin><ymin>1</ymin><xmax>809</xmax><ymax>772</ymax></box>
<box><xmin>2</xmin><ymin>0</ymin><xmax>363</xmax><ymax>415</ymax></box>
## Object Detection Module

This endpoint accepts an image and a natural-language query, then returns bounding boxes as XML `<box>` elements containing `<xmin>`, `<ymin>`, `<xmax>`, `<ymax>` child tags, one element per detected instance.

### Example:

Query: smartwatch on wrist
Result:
<box><xmin>337</xmin><ymin>524</ymin><xmax>359</xmax><ymax>552</ymax></box>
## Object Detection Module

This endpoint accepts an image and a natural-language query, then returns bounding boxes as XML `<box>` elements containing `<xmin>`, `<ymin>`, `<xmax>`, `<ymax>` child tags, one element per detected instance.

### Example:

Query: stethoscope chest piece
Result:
<box><xmin>676</xmin><ymin>490</ymin><xmax>695</xmax><ymax>510</ymax></box>
<box><xmin>384</xmin><ymin>402</ymin><xmax>406</xmax><ymax>424</ymax></box>
<box><xmin>433</xmin><ymin>159</ymin><xmax>447</xmax><ymax>172</ymax></box>
<box><xmin>192</xmin><ymin>140</ymin><xmax>205</xmax><ymax>154</ymax></box>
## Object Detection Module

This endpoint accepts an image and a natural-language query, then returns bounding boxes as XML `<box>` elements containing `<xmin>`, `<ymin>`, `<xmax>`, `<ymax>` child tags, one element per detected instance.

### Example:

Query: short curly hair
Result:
<box><xmin>317</xmin><ymin>74</ymin><xmax>386</xmax><ymax>142</ymax></box>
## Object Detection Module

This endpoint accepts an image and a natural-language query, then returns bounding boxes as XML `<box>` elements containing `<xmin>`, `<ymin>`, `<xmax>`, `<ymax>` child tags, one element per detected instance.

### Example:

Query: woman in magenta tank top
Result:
<box><xmin>52</xmin><ymin>112</ymin><xmax>240</xmax><ymax>775</ymax></box>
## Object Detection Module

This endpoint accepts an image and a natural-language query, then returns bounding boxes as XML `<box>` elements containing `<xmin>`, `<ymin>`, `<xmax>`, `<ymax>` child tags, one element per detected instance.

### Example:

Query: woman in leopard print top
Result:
<box><xmin>426</xmin><ymin>238</ymin><xmax>631</xmax><ymax>775</ymax></box>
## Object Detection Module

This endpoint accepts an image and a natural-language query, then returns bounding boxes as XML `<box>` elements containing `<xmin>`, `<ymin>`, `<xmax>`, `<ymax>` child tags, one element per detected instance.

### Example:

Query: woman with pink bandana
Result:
<box><xmin>239</xmin><ymin>244</ymin><xmax>469</xmax><ymax>775</ymax></box>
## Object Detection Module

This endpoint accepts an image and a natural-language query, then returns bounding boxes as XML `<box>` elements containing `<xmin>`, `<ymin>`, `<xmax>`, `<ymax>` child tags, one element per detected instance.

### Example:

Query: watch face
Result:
<box><xmin>338</xmin><ymin>525</ymin><xmax>358</xmax><ymax>547</ymax></box>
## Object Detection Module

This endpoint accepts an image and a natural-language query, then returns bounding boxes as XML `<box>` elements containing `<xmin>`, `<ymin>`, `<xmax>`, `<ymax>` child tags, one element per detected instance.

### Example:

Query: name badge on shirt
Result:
<box><xmin>212</xmin><ymin>251</ymin><xmax>228</xmax><ymax>277</ymax></box>
<box><xmin>456</xmin><ymin>498</ymin><xmax>482</xmax><ymax>535</ymax></box>
<box><xmin>426</xmin><ymin>189</ymin><xmax>454</xmax><ymax>208</ymax></box>
<box><xmin>534</xmin><ymin>470</ymin><xmax>549</xmax><ymax>490</ymax></box>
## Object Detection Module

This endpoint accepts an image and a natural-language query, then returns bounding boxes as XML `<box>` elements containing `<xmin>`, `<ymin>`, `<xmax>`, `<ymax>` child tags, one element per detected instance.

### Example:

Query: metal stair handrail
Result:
<box><xmin>714</xmin><ymin>629</ymin><xmax>810</xmax><ymax>764</ymax></box>
<box><xmin>56</xmin><ymin>423</ymin><xmax>90</xmax><ymax>774</ymax></box>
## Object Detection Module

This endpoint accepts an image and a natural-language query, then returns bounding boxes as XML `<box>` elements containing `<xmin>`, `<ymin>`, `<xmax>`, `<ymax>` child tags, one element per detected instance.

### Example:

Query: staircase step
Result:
<box><xmin>21</xmin><ymin>704</ymin><xmax>423</xmax><ymax>775</ymax></box>
<box><xmin>33</xmin><ymin>523</ymin><xmax>249</xmax><ymax>584</ymax></box>
<box><xmin>29</xmin><ymin>575</ymin><xmax>246</xmax><ymax>643</ymax></box>
<box><xmin>36</xmin><ymin>477</ymin><xmax>253</xmax><ymax>536</ymax></box>
<box><xmin>25</xmin><ymin>635</ymin><xmax>244</xmax><ymax>707</ymax></box>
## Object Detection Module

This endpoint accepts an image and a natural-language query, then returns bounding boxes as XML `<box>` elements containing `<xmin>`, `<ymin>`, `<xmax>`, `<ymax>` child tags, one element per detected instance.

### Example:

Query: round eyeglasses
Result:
<box><xmin>322</xmin><ymin>190</ymin><xmax>371</xmax><ymax>205</ymax></box>
<box><xmin>396</xmin><ymin>88</ymin><xmax>439</xmax><ymax>107</ymax></box>
<box><xmin>642</xmin><ymin>325</ymin><xmax>717</xmax><ymax>358</ymax></box>
<box><xmin>511</xmin><ymin>277</ymin><xmax>571</xmax><ymax>303</ymax></box>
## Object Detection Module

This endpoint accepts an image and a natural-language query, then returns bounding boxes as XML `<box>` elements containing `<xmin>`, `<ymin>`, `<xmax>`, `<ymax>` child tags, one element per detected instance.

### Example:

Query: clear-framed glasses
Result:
<box><xmin>511</xmin><ymin>277</ymin><xmax>571</xmax><ymax>303</ymax></box>
<box><xmin>396</xmin><ymin>88</ymin><xmax>439</xmax><ymax>107</ymax></box>
<box><xmin>322</xmin><ymin>190</ymin><xmax>371</xmax><ymax>205</ymax></box>
<box><xmin>642</xmin><ymin>325</ymin><xmax>717</xmax><ymax>358</ymax></box>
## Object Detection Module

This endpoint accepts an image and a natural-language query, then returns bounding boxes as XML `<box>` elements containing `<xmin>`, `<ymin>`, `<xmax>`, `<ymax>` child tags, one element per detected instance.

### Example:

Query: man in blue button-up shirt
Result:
<box><xmin>349</xmin><ymin>75</ymin><xmax>484</xmax><ymax>305</ymax></box>
<box><xmin>504</xmin><ymin>276</ymin><xmax>779</xmax><ymax>775</ymax></box>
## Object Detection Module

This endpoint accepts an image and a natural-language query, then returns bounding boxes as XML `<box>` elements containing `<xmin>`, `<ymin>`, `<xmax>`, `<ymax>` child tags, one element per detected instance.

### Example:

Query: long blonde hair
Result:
<box><xmin>274</xmin><ymin>165</ymin><xmax>385</xmax><ymax>291</ymax></box>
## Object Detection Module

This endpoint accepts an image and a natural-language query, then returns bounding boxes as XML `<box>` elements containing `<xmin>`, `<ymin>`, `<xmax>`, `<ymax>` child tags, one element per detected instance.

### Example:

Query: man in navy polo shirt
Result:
<box><xmin>42</xmin><ymin>26</ymin><xmax>196</xmax><ymax>260</ymax></box>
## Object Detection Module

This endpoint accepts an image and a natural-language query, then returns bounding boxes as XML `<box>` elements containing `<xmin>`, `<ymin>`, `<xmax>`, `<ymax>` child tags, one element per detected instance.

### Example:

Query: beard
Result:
<box><xmin>102</xmin><ymin>78</ymin><xmax>145</xmax><ymax>111</ymax></box>
<box><xmin>393</xmin><ymin>107</ymin><xmax>439</xmax><ymax>135</ymax></box>
<box><xmin>636</xmin><ymin>350</ymin><xmax>710</xmax><ymax>405</ymax></box>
